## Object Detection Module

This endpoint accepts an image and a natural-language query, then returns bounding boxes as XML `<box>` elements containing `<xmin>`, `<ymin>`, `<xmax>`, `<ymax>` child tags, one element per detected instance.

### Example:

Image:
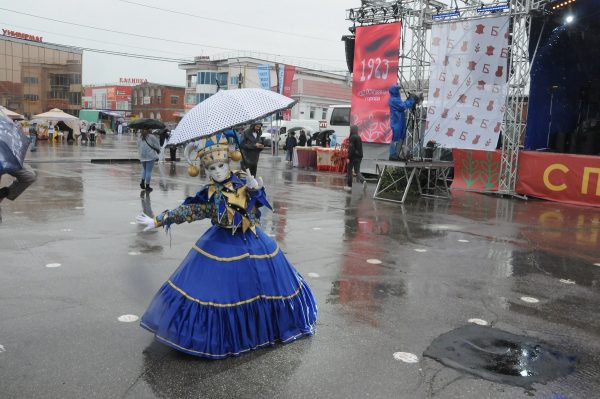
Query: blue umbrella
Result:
<box><xmin>0</xmin><ymin>114</ymin><xmax>29</xmax><ymax>173</ymax></box>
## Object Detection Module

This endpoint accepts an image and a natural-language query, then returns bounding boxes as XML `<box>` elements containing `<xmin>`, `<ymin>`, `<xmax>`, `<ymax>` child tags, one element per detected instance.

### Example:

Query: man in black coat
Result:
<box><xmin>240</xmin><ymin>122</ymin><xmax>264</xmax><ymax>177</ymax></box>
<box><xmin>344</xmin><ymin>125</ymin><xmax>367</xmax><ymax>192</ymax></box>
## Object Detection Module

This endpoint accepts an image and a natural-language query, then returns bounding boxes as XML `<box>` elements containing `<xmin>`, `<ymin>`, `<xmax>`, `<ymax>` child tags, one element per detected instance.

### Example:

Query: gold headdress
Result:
<box><xmin>196</xmin><ymin>132</ymin><xmax>230</xmax><ymax>167</ymax></box>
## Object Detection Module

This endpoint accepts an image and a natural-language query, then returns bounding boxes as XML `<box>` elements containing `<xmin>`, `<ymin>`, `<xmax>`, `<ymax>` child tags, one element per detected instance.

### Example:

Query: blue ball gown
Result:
<box><xmin>140</xmin><ymin>172</ymin><xmax>318</xmax><ymax>359</ymax></box>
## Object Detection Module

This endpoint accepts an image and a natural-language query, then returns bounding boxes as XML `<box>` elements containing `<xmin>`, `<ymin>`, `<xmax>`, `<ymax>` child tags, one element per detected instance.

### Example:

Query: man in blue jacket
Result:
<box><xmin>388</xmin><ymin>85</ymin><xmax>421</xmax><ymax>161</ymax></box>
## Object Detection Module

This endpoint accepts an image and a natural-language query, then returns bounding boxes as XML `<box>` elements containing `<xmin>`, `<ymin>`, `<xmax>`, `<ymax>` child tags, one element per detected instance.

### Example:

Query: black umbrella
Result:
<box><xmin>128</xmin><ymin>118</ymin><xmax>165</xmax><ymax>130</ymax></box>
<box><xmin>0</xmin><ymin>115</ymin><xmax>29</xmax><ymax>173</ymax></box>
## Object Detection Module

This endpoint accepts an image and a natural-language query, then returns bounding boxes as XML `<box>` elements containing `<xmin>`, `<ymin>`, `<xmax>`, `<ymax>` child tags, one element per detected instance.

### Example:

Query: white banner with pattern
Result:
<box><xmin>424</xmin><ymin>16</ymin><xmax>510</xmax><ymax>150</ymax></box>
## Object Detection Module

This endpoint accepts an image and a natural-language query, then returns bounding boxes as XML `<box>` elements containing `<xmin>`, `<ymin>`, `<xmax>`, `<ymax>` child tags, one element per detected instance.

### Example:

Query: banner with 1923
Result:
<box><xmin>351</xmin><ymin>22</ymin><xmax>401</xmax><ymax>144</ymax></box>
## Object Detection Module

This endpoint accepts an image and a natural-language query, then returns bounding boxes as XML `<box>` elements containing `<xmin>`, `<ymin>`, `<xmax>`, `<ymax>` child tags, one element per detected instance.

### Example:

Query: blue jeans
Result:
<box><xmin>141</xmin><ymin>160</ymin><xmax>155</xmax><ymax>184</ymax></box>
<box><xmin>30</xmin><ymin>135</ymin><xmax>37</xmax><ymax>151</ymax></box>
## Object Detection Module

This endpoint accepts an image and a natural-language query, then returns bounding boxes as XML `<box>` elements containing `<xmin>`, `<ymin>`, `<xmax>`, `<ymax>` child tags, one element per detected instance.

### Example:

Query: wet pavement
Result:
<box><xmin>1</xmin><ymin>136</ymin><xmax>599</xmax><ymax>398</ymax></box>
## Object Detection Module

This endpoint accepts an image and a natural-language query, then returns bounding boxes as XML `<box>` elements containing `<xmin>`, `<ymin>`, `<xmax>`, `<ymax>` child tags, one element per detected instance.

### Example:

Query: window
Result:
<box><xmin>187</xmin><ymin>74</ymin><xmax>197</xmax><ymax>88</ymax></box>
<box><xmin>230</xmin><ymin>76</ymin><xmax>239</xmax><ymax>85</ymax></box>
<box><xmin>217</xmin><ymin>72</ymin><xmax>228</xmax><ymax>88</ymax></box>
<box><xmin>185</xmin><ymin>94</ymin><xmax>197</xmax><ymax>105</ymax></box>
<box><xmin>197</xmin><ymin>93</ymin><xmax>211</xmax><ymax>103</ymax></box>
<box><xmin>309</xmin><ymin>107</ymin><xmax>316</xmax><ymax>119</ymax></box>
<box><xmin>322</xmin><ymin>108</ymin><xmax>327</xmax><ymax>119</ymax></box>
<box><xmin>134</xmin><ymin>96</ymin><xmax>137</xmax><ymax>105</ymax></box>
<box><xmin>330</xmin><ymin>107</ymin><xmax>350</xmax><ymax>126</ymax></box>
<box><xmin>198</xmin><ymin>71</ymin><xmax>218</xmax><ymax>85</ymax></box>
<box><xmin>23</xmin><ymin>76</ymin><xmax>38</xmax><ymax>84</ymax></box>
<box><xmin>156</xmin><ymin>112</ymin><xmax>161</xmax><ymax>120</ymax></box>
<box><xmin>170</xmin><ymin>95</ymin><xmax>178</xmax><ymax>105</ymax></box>
<box><xmin>150</xmin><ymin>112</ymin><xmax>155</xmax><ymax>119</ymax></box>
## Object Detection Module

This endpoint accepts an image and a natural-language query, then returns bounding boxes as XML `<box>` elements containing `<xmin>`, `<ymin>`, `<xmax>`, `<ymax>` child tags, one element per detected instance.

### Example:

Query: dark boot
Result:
<box><xmin>145</xmin><ymin>184</ymin><xmax>153</xmax><ymax>192</ymax></box>
<box><xmin>140</xmin><ymin>179</ymin><xmax>145</xmax><ymax>189</ymax></box>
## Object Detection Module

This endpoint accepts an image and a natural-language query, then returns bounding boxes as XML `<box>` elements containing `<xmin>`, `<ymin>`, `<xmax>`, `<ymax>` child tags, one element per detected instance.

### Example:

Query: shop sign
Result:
<box><xmin>119</xmin><ymin>78</ymin><xmax>148</xmax><ymax>84</ymax></box>
<box><xmin>2</xmin><ymin>29</ymin><xmax>43</xmax><ymax>42</ymax></box>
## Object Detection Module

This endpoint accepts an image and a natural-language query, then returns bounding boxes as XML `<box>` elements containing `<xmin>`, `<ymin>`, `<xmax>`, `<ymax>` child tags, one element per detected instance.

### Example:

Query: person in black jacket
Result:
<box><xmin>240</xmin><ymin>122</ymin><xmax>265</xmax><ymax>177</ymax></box>
<box><xmin>344</xmin><ymin>125</ymin><xmax>367</xmax><ymax>192</ymax></box>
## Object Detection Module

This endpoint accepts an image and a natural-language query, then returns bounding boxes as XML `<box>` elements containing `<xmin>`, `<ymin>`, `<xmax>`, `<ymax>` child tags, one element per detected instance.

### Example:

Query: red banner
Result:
<box><xmin>351</xmin><ymin>22</ymin><xmax>401</xmax><ymax>143</ymax></box>
<box><xmin>451</xmin><ymin>149</ymin><xmax>501</xmax><ymax>191</ymax></box>
<box><xmin>452</xmin><ymin>149</ymin><xmax>600</xmax><ymax>207</ymax></box>
<box><xmin>517</xmin><ymin>152</ymin><xmax>600</xmax><ymax>208</ymax></box>
<box><xmin>282</xmin><ymin>65</ymin><xmax>296</xmax><ymax>121</ymax></box>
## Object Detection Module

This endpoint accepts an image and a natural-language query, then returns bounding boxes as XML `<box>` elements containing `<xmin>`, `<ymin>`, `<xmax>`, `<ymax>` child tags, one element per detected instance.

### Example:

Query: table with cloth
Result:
<box><xmin>293</xmin><ymin>147</ymin><xmax>317</xmax><ymax>168</ymax></box>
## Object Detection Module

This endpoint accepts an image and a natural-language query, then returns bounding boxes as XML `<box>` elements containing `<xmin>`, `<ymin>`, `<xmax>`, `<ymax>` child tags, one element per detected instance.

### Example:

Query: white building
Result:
<box><xmin>178</xmin><ymin>56</ymin><xmax>351</xmax><ymax>120</ymax></box>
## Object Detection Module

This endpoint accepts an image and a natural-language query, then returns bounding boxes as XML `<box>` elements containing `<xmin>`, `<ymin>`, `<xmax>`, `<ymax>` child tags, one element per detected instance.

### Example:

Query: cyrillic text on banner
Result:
<box><xmin>425</xmin><ymin>16</ymin><xmax>510</xmax><ymax>150</ymax></box>
<box><xmin>257</xmin><ymin>65</ymin><xmax>271</xmax><ymax>91</ymax></box>
<box><xmin>350</xmin><ymin>22</ymin><xmax>401</xmax><ymax>143</ymax></box>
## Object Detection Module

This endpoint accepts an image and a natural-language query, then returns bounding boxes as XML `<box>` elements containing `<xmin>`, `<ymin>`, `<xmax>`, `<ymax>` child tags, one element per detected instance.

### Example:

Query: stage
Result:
<box><xmin>373</xmin><ymin>160</ymin><xmax>453</xmax><ymax>204</ymax></box>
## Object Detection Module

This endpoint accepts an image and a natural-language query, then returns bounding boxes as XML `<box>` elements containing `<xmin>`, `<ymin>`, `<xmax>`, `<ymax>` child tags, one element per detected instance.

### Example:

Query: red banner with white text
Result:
<box><xmin>282</xmin><ymin>65</ymin><xmax>296</xmax><ymax>121</ymax></box>
<box><xmin>351</xmin><ymin>22</ymin><xmax>401</xmax><ymax>143</ymax></box>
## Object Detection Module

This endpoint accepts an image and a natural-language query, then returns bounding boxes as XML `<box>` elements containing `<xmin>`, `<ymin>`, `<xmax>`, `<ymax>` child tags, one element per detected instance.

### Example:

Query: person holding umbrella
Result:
<box><xmin>136</xmin><ymin>131</ymin><xmax>317</xmax><ymax>359</ymax></box>
<box><xmin>137</xmin><ymin>128</ymin><xmax>160</xmax><ymax>192</ymax></box>
<box><xmin>0</xmin><ymin>114</ymin><xmax>36</xmax><ymax>203</ymax></box>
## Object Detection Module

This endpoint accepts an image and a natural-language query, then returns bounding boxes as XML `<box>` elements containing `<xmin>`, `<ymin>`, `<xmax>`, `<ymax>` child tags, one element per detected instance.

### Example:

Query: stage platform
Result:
<box><xmin>373</xmin><ymin>160</ymin><xmax>454</xmax><ymax>204</ymax></box>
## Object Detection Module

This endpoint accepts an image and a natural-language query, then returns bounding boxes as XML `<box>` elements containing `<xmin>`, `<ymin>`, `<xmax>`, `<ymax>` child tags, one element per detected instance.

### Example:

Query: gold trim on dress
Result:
<box><xmin>193</xmin><ymin>244</ymin><xmax>279</xmax><ymax>261</ymax></box>
<box><xmin>167</xmin><ymin>279</ymin><xmax>302</xmax><ymax>308</ymax></box>
<box><xmin>141</xmin><ymin>320</ymin><xmax>312</xmax><ymax>358</ymax></box>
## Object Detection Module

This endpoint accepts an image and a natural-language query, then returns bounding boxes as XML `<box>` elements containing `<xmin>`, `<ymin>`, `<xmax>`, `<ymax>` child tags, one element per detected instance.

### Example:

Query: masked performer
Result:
<box><xmin>136</xmin><ymin>131</ymin><xmax>317</xmax><ymax>359</ymax></box>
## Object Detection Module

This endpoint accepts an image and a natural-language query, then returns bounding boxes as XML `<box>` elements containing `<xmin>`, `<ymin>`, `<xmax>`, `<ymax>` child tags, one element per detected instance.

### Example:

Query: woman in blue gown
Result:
<box><xmin>136</xmin><ymin>132</ymin><xmax>317</xmax><ymax>359</ymax></box>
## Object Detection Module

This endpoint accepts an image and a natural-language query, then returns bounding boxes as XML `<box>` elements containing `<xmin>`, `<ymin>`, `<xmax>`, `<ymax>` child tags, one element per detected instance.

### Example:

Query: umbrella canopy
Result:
<box><xmin>128</xmin><ymin>118</ymin><xmax>165</xmax><ymax>130</ymax></box>
<box><xmin>33</xmin><ymin>108</ymin><xmax>79</xmax><ymax>121</ymax></box>
<box><xmin>0</xmin><ymin>106</ymin><xmax>25</xmax><ymax>120</ymax></box>
<box><xmin>0</xmin><ymin>114</ymin><xmax>29</xmax><ymax>173</ymax></box>
<box><xmin>168</xmin><ymin>88</ymin><xmax>295</xmax><ymax>146</ymax></box>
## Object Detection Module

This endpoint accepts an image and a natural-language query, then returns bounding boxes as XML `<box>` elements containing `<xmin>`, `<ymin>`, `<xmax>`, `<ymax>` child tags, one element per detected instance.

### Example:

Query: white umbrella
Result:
<box><xmin>33</xmin><ymin>108</ymin><xmax>79</xmax><ymax>121</ymax></box>
<box><xmin>167</xmin><ymin>88</ymin><xmax>295</xmax><ymax>146</ymax></box>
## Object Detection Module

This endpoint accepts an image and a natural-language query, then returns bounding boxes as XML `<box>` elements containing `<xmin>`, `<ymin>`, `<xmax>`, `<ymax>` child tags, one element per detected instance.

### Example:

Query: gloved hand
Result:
<box><xmin>244</xmin><ymin>168</ymin><xmax>264</xmax><ymax>190</ymax></box>
<box><xmin>136</xmin><ymin>213</ymin><xmax>156</xmax><ymax>232</ymax></box>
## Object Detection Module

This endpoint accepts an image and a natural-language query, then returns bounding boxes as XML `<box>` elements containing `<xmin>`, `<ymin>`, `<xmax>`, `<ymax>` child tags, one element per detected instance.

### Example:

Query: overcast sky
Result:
<box><xmin>1</xmin><ymin>0</ymin><xmax>361</xmax><ymax>86</ymax></box>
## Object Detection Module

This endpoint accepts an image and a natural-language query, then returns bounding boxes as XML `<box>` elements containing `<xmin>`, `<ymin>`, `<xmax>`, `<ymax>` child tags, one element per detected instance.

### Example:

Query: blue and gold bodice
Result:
<box><xmin>154</xmin><ymin>171</ymin><xmax>272</xmax><ymax>234</ymax></box>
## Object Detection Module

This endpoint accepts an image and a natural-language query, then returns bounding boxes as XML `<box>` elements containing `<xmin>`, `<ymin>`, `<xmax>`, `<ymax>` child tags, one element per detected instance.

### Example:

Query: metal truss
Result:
<box><xmin>347</xmin><ymin>0</ymin><xmax>552</xmax><ymax>197</ymax></box>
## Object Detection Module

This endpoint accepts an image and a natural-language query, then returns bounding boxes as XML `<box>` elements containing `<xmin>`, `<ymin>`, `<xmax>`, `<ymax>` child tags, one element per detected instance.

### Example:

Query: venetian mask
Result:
<box><xmin>207</xmin><ymin>162</ymin><xmax>230</xmax><ymax>183</ymax></box>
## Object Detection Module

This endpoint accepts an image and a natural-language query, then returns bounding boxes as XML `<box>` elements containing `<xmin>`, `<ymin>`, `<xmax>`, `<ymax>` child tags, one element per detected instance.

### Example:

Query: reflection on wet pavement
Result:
<box><xmin>1</xmin><ymin>136</ymin><xmax>599</xmax><ymax>398</ymax></box>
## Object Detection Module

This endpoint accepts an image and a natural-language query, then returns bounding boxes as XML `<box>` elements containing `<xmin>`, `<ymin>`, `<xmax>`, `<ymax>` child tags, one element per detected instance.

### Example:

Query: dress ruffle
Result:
<box><xmin>141</xmin><ymin>226</ymin><xmax>318</xmax><ymax>359</ymax></box>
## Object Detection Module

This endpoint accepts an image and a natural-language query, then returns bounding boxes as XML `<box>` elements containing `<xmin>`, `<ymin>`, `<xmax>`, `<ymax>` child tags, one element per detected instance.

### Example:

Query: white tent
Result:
<box><xmin>33</xmin><ymin>108</ymin><xmax>80</xmax><ymax>137</ymax></box>
<box><xmin>0</xmin><ymin>106</ymin><xmax>25</xmax><ymax>120</ymax></box>
<box><xmin>33</xmin><ymin>108</ymin><xmax>79</xmax><ymax>121</ymax></box>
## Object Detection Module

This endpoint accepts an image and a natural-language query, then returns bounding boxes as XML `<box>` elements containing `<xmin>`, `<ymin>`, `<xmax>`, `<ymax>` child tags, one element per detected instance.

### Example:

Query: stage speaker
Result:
<box><xmin>342</xmin><ymin>35</ymin><xmax>355</xmax><ymax>73</ymax></box>
<box><xmin>554</xmin><ymin>131</ymin><xmax>567</xmax><ymax>153</ymax></box>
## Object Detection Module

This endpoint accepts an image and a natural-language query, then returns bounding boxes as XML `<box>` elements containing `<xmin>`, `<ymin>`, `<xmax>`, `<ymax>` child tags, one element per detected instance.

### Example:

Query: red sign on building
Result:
<box><xmin>2</xmin><ymin>29</ymin><xmax>43</xmax><ymax>42</ymax></box>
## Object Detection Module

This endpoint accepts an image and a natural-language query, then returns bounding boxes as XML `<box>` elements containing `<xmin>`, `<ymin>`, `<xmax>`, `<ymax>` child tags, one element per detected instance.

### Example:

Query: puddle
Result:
<box><xmin>423</xmin><ymin>325</ymin><xmax>576</xmax><ymax>388</ymax></box>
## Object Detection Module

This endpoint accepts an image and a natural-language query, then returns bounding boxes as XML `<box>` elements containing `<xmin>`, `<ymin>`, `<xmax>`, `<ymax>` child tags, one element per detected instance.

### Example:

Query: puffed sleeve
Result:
<box><xmin>154</xmin><ymin>187</ymin><xmax>211</xmax><ymax>228</ymax></box>
<box><xmin>154</xmin><ymin>203</ymin><xmax>210</xmax><ymax>228</ymax></box>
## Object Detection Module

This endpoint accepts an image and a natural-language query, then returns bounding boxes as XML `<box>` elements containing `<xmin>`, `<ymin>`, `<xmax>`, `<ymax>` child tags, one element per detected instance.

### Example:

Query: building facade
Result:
<box><xmin>0</xmin><ymin>32</ymin><xmax>82</xmax><ymax>118</ymax></box>
<box><xmin>179</xmin><ymin>56</ymin><xmax>351</xmax><ymax>120</ymax></box>
<box><xmin>131</xmin><ymin>82</ymin><xmax>185</xmax><ymax>122</ymax></box>
<box><xmin>83</xmin><ymin>85</ymin><xmax>132</xmax><ymax>111</ymax></box>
